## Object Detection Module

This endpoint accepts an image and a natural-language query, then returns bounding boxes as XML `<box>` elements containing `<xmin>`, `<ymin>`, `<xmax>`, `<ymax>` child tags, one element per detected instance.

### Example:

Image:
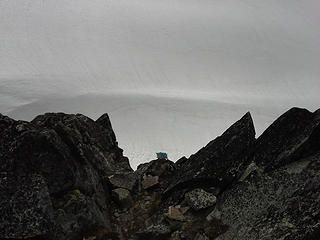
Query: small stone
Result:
<box><xmin>185</xmin><ymin>189</ymin><xmax>217</xmax><ymax>210</ymax></box>
<box><xmin>164</xmin><ymin>206</ymin><xmax>186</xmax><ymax>221</ymax></box>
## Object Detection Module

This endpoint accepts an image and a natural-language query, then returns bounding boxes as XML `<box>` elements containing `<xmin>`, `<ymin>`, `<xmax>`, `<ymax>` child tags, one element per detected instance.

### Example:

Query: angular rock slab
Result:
<box><xmin>165</xmin><ymin>112</ymin><xmax>256</xmax><ymax>198</ymax></box>
<box><xmin>164</xmin><ymin>206</ymin><xmax>189</xmax><ymax>221</ymax></box>
<box><xmin>0</xmin><ymin>113</ymin><xmax>131</xmax><ymax>240</ymax></box>
<box><xmin>251</xmin><ymin>107</ymin><xmax>320</xmax><ymax>171</ymax></box>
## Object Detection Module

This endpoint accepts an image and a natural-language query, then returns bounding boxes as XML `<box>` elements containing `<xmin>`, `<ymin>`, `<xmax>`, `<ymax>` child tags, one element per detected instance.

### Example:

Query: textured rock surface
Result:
<box><xmin>136</xmin><ymin>158</ymin><xmax>176</xmax><ymax>191</ymax></box>
<box><xmin>185</xmin><ymin>189</ymin><xmax>217</xmax><ymax>210</ymax></box>
<box><xmin>108</xmin><ymin>172</ymin><xmax>137</xmax><ymax>191</ymax></box>
<box><xmin>215</xmin><ymin>154</ymin><xmax>320</xmax><ymax>240</ymax></box>
<box><xmin>165</xmin><ymin>112</ymin><xmax>256</xmax><ymax>198</ymax></box>
<box><xmin>194</xmin><ymin>233</ymin><xmax>210</xmax><ymax>240</ymax></box>
<box><xmin>134</xmin><ymin>224</ymin><xmax>171</xmax><ymax>240</ymax></box>
<box><xmin>213</xmin><ymin>108</ymin><xmax>320</xmax><ymax>240</ymax></box>
<box><xmin>250</xmin><ymin>107</ymin><xmax>320</xmax><ymax>171</ymax></box>
<box><xmin>0</xmin><ymin>173</ymin><xmax>54</xmax><ymax>239</ymax></box>
<box><xmin>0</xmin><ymin>113</ymin><xmax>131</xmax><ymax>239</ymax></box>
<box><xmin>1</xmin><ymin>107</ymin><xmax>320</xmax><ymax>240</ymax></box>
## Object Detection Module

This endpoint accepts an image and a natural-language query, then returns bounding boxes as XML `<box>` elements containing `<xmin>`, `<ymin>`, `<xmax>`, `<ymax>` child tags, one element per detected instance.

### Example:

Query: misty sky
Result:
<box><xmin>1</xmin><ymin>0</ymin><xmax>320</xmax><ymax>168</ymax></box>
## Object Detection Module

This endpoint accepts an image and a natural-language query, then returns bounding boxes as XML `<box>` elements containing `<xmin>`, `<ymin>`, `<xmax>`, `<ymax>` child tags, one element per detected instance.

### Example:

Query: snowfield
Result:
<box><xmin>1</xmin><ymin>0</ymin><xmax>320</xmax><ymax>168</ymax></box>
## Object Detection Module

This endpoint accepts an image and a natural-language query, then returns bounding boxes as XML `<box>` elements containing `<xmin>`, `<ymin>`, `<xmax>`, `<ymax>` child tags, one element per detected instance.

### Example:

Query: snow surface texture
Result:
<box><xmin>1</xmin><ymin>0</ymin><xmax>320</xmax><ymax>168</ymax></box>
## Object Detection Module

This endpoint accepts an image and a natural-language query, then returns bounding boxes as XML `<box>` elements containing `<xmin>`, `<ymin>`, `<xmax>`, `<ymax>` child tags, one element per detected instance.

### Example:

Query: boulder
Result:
<box><xmin>250</xmin><ymin>107</ymin><xmax>320</xmax><ymax>171</ymax></box>
<box><xmin>135</xmin><ymin>158</ymin><xmax>176</xmax><ymax>191</ymax></box>
<box><xmin>185</xmin><ymin>189</ymin><xmax>217</xmax><ymax>210</ymax></box>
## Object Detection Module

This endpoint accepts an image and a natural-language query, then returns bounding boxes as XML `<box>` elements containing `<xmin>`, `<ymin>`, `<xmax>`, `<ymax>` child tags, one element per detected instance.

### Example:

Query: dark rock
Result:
<box><xmin>2</xmin><ymin>107</ymin><xmax>320</xmax><ymax>240</ymax></box>
<box><xmin>0</xmin><ymin>173</ymin><xmax>54</xmax><ymax>239</ymax></box>
<box><xmin>214</xmin><ymin>153</ymin><xmax>320</xmax><ymax>240</ymax></box>
<box><xmin>134</xmin><ymin>224</ymin><xmax>171</xmax><ymax>240</ymax></box>
<box><xmin>0</xmin><ymin>113</ymin><xmax>131</xmax><ymax>239</ymax></box>
<box><xmin>112</xmin><ymin>188</ymin><xmax>133</xmax><ymax>208</ymax></box>
<box><xmin>142</xmin><ymin>175</ymin><xmax>160</xmax><ymax>190</ymax></box>
<box><xmin>175</xmin><ymin>156</ymin><xmax>188</xmax><ymax>167</ymax></box>
<box><xmin>165</xmin><ymin>112</ymin><xmax>256</xmax><ymax>197</ymax></box>
<box><xmin>135</xmin><ymin>158</ymin><xmax>176</xmax><ymax>191</ymax></box>
<box><xmin>108</xmin><ymin>172</ymin><xmax>137</xmax><ymax>191</ymax></box>
<box><xmin>136</xmin><ymin>158</ymin><xmax>176</xmax><ymax>178</ymax></box>
<box><xmin>206</xmin><ymin>207</ymin><xmax>222</xmax><ymax>221</ymax></box>
<box><xmin>238</xmin><ymin>162</ymin><xmax>262</xmax><ymax>182</ymax></box>
<box><xmin>95</xmin><ymin>113</ymin><xmax>117</xmax><ymax>143</ymax></box>
<box><xmin>96</xmin><ymin>113</ymin><xmax>132</xmax><ymax>172</ymax></box>
<box><xmin>193</xmin><ymin>233</ymin><xmax>210</xmax><ymax>240</ymax></box>
<box><xmin>250</xmin><ymin>107</ymin><xmax>320</xmax><ymax>171</ymax></box>
<box><xmin>31</xmin><ymin>112</ymin><xmax>132</xmax><ymax>174</ymax></box>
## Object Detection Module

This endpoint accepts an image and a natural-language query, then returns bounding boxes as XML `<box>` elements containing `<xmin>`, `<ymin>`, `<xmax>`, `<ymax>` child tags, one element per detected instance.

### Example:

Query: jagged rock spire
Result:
<box><xmin>165</xmin><ymin>112</ymin><xmax>256</xmax><ymax>197</ymax></box>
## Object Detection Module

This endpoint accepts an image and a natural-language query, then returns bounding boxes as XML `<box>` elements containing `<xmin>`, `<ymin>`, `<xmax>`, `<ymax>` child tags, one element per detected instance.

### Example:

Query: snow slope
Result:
<box><xmin>1</xmin><ymin>0</ymin><xmax>320</xmax><ymax>168</ymax></box>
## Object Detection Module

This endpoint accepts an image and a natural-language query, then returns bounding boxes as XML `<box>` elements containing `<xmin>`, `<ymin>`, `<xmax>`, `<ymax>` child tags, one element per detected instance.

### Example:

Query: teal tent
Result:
<box><xmin>156</xmin><ymin>152</ymin><xmax>168</xmax><ymax>159</ymax></box>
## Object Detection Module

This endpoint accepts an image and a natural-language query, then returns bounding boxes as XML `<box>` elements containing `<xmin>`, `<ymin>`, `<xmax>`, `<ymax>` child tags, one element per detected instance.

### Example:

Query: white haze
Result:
<box><xmin>1</xmin><ymin>0</ymin><xmax>320</xmax><ymax>168</ymax></box>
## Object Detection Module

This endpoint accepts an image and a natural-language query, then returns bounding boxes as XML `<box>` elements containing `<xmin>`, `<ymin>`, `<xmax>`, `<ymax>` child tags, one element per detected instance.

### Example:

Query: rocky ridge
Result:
<box><xmin>1</xmin><ymin>107</ymin><xmax>320</xmax><ymax>240</ymax></box>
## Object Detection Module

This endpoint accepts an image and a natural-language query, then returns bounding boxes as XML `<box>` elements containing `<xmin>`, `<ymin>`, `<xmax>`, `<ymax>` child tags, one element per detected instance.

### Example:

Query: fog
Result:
<box><xmin>1</xmin><ymin>0</ymin><xmax>320</xmax><ymax>168</ymax></box>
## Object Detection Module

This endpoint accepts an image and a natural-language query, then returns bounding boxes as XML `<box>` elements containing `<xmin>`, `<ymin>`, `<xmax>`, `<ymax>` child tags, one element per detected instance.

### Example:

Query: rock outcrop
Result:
<box><xmin>162</xmin><ymin>112</ymin><xmax>255</xmax><ymax>208</ymax></box>
<box><xmin>249</xmin><ymin>107</ymin><xmax>320</xmax><ymax>171</ymax></box>
<box><xmin>1</xmin><ymin>107</ymin><xmax>320</xmax><ymax>240</ymax></box>
<box><xmin>0</xmin><ymin>113</ymin><xmax>131</xmax><ymax>240</ymax></box>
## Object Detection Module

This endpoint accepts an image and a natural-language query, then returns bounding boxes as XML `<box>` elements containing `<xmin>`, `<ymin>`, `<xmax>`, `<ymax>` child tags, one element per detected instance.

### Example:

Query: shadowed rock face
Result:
<box><xmin>250</xmin><ymin>107</ymin><xmax>320</xmax><ymax>171</ymax></box>
<box><xmin>1</xmin><ymin>107</ymin><xmax>320</xmax><ymax>240</ymax></box>
<box><xmin>164</xmin><ymin>112</ymin><xmax>256</xmax><ymax>198</ymax></box>
<box><xmin>0</xmin><ymin>113</ymin><xmax>132</xmax><ymax>240</ymax></box>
